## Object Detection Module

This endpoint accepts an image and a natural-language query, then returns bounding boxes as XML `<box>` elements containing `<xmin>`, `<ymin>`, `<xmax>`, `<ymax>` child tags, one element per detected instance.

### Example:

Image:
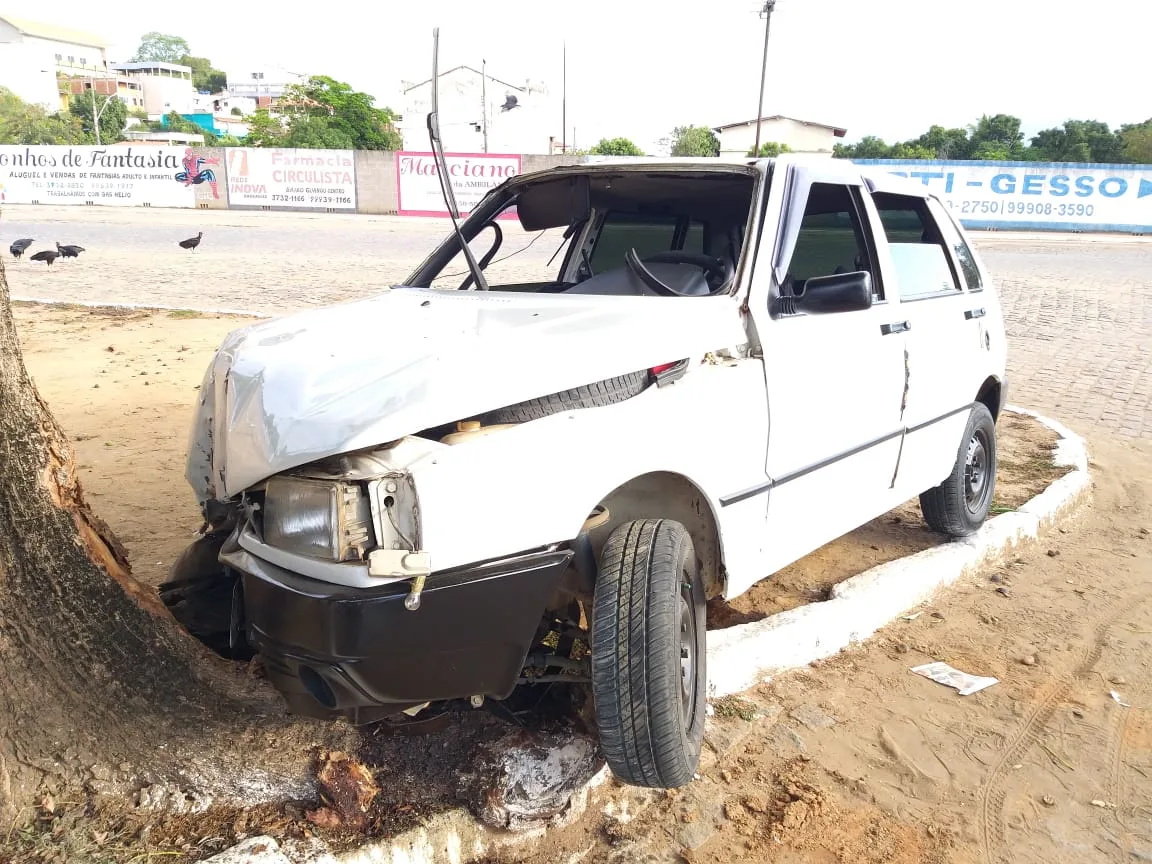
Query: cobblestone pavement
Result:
<box><xmin>3</xmin><ymin>206</ymin><xmax>1149</xmax><ymax>439</ymax></box>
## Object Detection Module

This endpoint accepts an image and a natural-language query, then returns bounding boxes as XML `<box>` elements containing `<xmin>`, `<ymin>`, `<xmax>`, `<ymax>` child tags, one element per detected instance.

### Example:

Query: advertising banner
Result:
<box><xmin>225</xmin><ymin>148</ymin><xmax>356</xmax><ymax>209</ymax></box>
<box><xmin>854</xmin><ymin>159</ymin><xmax>1152</xmax><ymax>233</ymax></box>
<box><xmin>0</xmin><ymin>145</ymin><xmax>221</xmax><ymax>207</ymax></box>
<box><xmin>396</xmin><ymin>151</ymin><xmax>522</xmax><ymax>217</ymax></box>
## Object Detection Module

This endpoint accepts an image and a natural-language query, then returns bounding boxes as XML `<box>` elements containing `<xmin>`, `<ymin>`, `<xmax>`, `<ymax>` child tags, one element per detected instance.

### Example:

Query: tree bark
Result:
<box><xmin>0</xmin><ymin>259</ymin><xmax>351</xmax><ymax>821</ymax></box>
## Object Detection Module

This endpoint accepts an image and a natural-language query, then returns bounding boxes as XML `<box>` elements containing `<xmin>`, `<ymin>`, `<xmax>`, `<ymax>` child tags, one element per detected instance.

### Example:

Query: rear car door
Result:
<box><xmin>751</xmin><ymin>171</ymin><xmax>909</xmax><ymax>586</ymax></box>
<box><xmin>866</xmin><ymin>191</ymin><xmax>981</xmax><ymax>500</ymax></box>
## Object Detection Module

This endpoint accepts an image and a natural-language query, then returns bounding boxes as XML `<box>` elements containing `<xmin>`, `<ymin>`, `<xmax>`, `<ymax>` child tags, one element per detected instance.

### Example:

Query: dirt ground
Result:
<box><xmin>498</xmin><ymin>435</ymin><xmax>1152</xmax><ymax>864</ymax></box>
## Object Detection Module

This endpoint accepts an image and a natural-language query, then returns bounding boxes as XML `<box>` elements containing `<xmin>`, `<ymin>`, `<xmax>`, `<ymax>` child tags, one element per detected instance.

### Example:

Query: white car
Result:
<box><xmin>166</xmin><ymin>154</ymin><xmax>1007</xmax><ymax>790</ymax></box>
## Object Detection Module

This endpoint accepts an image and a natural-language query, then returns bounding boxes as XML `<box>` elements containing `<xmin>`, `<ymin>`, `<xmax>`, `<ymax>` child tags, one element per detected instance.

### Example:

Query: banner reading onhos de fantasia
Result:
<box><xmin>225</xmin><ymin>148</ymin><xmax>357</xmax><ymax>210</ymax></box>
<box><xmin>0</xmin><ymin>145</ymin><xmax>224</xmax><ymax>207</ymax></box>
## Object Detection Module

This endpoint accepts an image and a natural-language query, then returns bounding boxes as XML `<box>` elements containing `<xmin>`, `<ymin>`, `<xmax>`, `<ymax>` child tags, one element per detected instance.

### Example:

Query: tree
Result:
<box><xmin>180</xmin><ymin>54</ymin><xmax>228</xmax><ymax>93</ymax></box>
<box><xmin>1030</xmin><ymin>119</ymin><xmax>1126</xmax><ymax>163</ymax></box>
<box><xmin>668</xmin><ymin>125</ymin><xmax>719</xmax><ymax>157</ymax></box>
<box><xmin>281</xmin><ymin>115</ymin><xmax>356</xmax><ymax>150</ymax></box>
<box><xmin>908</xmin><ymin>125</ymin><xmax>971</xmax><ymax>160</ymax></box>
<box><xmin>1120</xmin><ymin>118</ymin><xmax>1152</xmax><ymax>164</ymax></box>
<box><xmin>244</xmin><ymin>108</ymin><xmax>286</xmax><ymax>147</ymax></box>
<box><xmin>588</xmin><ymin>137</ymin><xmax>645</xmax><ymax>156</ymax></box>
<box><xmin>968</xmin><ymin>113</ymin><xmax>1025</xmax><ymax>159</ymax></box>
<box><xmin>68</xmin><ymin>92</ymin><xmax>128</xmax><ymax>143</ymax></box>
<box><xmin>833</xmin><ymin>135</ymin><xmax>892</xmax><ymax>159</ymax></box>
<box><xmin>748</xmin><ymin>141</ymin><xmax>792</xmax><ymax>157</ymax></box>
<box><xmin>0</xmin><ymin>260</ymin><xmax>355</xmax><ymax>826</ymax></box>
<box><xmin>131</xmin><ymin>32</ymin><xmax>191</xmax><ymax>63</ymax></box>
<box><xmin>0</xmin><ymin>87</ymin><xmax>84</xmax><ymax>145</ymax></box>
<box><xmin>280</xmin><ymin>76</ymin><xmax>402</xmax><ymax>150</ymax></box>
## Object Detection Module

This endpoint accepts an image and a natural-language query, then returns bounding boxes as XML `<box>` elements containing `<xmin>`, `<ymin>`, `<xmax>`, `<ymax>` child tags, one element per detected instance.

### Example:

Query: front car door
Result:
<box><xmin>738</xmin><ymin>165</ymin><xmax>909</xmax><ymax>593</ymax></box>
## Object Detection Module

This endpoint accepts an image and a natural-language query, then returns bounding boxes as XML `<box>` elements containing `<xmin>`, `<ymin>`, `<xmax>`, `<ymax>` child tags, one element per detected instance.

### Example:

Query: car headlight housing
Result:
<box><xmin>262</xmin><ymin>476</ymin><xmax>374</xmax><ymax>562</ymax></box>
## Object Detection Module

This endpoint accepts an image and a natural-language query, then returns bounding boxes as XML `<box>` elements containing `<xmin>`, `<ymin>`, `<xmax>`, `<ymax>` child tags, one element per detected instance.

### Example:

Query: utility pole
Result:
<box><xmin>88</xmin><ymin>79</ymin><xmax>115</xmax><ymax>146</ymax></box>
<box><xmin>752</xmin><ymin>0</ymin><xmax>777</xmax><ymax>158</ymax></box>
<box><xmin>481</xmin><ymin>59</ymin><xmax>488</xmax><ymax>153</ymax></box>
<box><xmin>561</xmin><ymin>42</ymin><xmax>567</xmax><ymax>153</ymax></box>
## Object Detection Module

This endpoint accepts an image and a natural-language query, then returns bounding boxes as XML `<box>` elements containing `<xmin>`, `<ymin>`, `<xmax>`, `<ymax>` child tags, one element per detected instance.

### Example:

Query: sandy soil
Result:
<box><xmin>495</xmin><ymin>435</ymin><xmax>1152</xmax><ymax>864</ymax></box>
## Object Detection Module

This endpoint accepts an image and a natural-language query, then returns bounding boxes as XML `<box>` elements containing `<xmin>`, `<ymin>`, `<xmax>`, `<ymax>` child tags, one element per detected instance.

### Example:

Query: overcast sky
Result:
<box><xmin>40</xmin><ymin>0</ymin><xmax>1151</xmax><ymax>152</ymax></box>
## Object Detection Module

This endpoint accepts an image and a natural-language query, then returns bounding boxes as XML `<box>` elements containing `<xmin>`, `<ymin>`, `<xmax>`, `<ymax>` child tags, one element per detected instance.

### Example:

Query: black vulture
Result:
<box><xmin>30</xmin><ymin>249</ymin><xmax>59</xmax><ymax>267</ymax></box>
<box><xmin>179</xmin><ymin>231</ymin><xmax>204</xmax><ymax>251</ymax></box>
<box><xmin>9</xmin><ymin>238</ymin><xmax>34</xmax><ymax>258</ymax></box>
<box><xmin>56</xmin><ymin>242</ymin><xmax>85</xmax><ymax>258</ymax></box>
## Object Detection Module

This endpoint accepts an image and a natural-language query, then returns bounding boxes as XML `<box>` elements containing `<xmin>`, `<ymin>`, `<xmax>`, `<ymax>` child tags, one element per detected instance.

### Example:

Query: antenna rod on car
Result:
<box><xmin>427</xmin><ymin>27</ymin><xmax>490</xmax><ymax>291</ymax></box>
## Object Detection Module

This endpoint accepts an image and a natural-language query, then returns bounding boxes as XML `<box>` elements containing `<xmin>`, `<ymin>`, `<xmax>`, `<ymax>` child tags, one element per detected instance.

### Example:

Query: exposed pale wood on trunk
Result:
<box><xmin>0</xmin><ymin>259</ymin><xmax>350</xmax><ymax>821</ymax></box>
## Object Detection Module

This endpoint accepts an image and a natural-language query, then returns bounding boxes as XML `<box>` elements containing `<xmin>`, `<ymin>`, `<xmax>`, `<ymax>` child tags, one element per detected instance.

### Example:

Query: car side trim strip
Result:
<box><xmin>719</xmin><ymin>402</ymin><xmax>977</xmax><ymax>508</ymax></box>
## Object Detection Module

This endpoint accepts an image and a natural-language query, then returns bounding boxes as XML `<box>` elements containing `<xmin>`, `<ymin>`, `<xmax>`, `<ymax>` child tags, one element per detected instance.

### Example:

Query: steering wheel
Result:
<box><xmin>624</xmin><ymin>249</ymin><xmax>733</xmax><ymax>297</ymax></box>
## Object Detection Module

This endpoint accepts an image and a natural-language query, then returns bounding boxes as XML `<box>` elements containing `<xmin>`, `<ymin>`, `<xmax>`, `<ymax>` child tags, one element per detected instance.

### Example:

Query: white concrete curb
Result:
<box><xmin>198</xmin><ymin>406</ymin><xmax>1091</xmax><ymax>863</ymax></box>
<box><xmin>705</xmin><ymin>405</ymin><xmax>1090</xmax><ymax>698</ymax></box>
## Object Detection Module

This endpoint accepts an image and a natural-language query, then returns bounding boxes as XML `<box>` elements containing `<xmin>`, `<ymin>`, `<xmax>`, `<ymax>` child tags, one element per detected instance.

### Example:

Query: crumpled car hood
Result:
<box><xmin>186</xmin><ymin>285</ymin><xmax>748</xmax><ymax>502</ymax></box>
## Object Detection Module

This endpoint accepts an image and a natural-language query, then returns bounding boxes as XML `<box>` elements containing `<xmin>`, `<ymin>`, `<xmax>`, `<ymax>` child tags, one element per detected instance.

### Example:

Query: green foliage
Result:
<box><xmin>589</xmin><ymin>137</ymin><xmax>645</xmax><ymax>156</ymax></box>
<box><xmin>179</xmin><ymin>54</ymin><xmax>227</xmax><ymax>93</ymax></box>
<box><xmin>0</xmin><ymin>87</ymin><xmax>85</xmax><ymax>144</ymax></box>
<box><xmin>278</xmin><ymin>75</ymin><xmax>402</xmax><ymax>150</ymax></box>
<box><xmin>668</xmin><ymin>125</ymin><xmax>719</xmax><ymax>157</ymax></box>
<box><xmin>243</xmin><ymin>108</ymin><xmax>284</xmax><ymax>147</ymax></box>
<box><xmin>131</xmin><ymin>32</ymin><xmax>190</xmax><ymax>63</ymax></box>
<box><xmin>230</xmin><ymin>106</ymin><xmax>242</xmax><ymax>116</ymax></box>
<box><xmin>68</xmin><ymin>92</ymin><xmax>128</xmax><ymax>143</ymax></box>
<box><xmin>1120</xmin><ymin>118</ymin><xmax>1152</xmax><ymax>164</ymax></box>
<box><xmin>748</xmin><ymin>141</ymin><xmax>792</xmax><ymax>157</ymax></box>
<box><xmin>152</xmin><ymin>111</ymin><xmax>219</xmax><ymax>145</ymax></box>
<box><xmin>834</xmin><ymin>114</ymin><xmax>1143</xmax><ymax>164</ymax></box>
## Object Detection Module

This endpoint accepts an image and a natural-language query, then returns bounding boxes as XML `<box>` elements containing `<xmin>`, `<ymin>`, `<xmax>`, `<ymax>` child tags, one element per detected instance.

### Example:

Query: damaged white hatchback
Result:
<box><xmin>163</xmin><ymin>153</ymin><xmax>1007</xmax><ymax>790</ymax></box>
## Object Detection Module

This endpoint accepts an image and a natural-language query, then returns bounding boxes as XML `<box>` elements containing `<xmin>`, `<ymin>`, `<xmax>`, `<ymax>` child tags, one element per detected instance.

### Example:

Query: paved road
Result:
<box><xmin>3</xmin><ymin>205</ymin><xmax>1150</xmax><ymax>440</ymax></box>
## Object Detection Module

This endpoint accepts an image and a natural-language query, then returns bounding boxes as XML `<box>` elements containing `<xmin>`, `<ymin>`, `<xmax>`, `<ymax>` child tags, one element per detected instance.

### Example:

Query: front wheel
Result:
<box><xmin>920</xmin><ymin>402</ymin><xmax>998</xmax><ymax>537</ymax></box>
<box><xmin>590</xmin><ymin>519</ymin><xmax>706</xmax><ymax>789</ymax></box>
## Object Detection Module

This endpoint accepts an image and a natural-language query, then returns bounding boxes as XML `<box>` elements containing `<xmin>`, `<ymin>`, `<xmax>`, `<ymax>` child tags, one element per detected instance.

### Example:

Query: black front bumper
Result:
<box><xmin>228</xmin><ymin>544</ymin><xmax>572</xmax><ymax>723</ymax></box>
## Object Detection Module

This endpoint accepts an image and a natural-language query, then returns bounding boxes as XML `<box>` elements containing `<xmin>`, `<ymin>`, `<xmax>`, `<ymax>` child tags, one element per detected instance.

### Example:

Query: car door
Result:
<box><xmin>745</xmin><ymin>170</ymin><xmax>909</xmax><ymax>590</ymax></box>
<box><xmin>865</xmin><ymin>190</ymin><xmax>982</xmax><ymax>500</ymax></box>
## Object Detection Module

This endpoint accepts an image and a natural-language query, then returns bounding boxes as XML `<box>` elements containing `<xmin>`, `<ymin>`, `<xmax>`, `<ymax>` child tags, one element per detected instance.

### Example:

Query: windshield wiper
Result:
<box><xmin>427</xmin><ymin>28</ymin><xmax>489</xmax><ymax>292</ymax></box>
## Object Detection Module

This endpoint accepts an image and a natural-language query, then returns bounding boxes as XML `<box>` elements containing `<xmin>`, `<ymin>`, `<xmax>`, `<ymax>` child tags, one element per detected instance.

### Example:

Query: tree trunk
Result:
<box><xmin>0</xmin><ymin>259</ymin><xmax>351</xmax><ymax>821</ymax></box>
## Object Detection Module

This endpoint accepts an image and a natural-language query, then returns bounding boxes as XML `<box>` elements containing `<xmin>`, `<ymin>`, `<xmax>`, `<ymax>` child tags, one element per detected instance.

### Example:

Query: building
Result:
<box><xmin>109</xmin><ymin>61</ymin><xmax>195</xmax><ymax>115</ymax></box>
<box><xmin>0</xmin><ymin>14</ymin><xmax>110</xmax><ymax>109</ymax></box>
<box><xmin>65</xmin><ymin>75</ymin><xmax>144</xmax><ymax>111</ymax></box>
<box><xmin>397</xmin><ymin>65</ymin><xmax>556</xmax><ymax>155</ymax></box>
<box><xmin>712</xmin><ymin>115</ymin><xmax>848</xmax><ymax>156</ymax></box>
<box><xmin>226</xmin><ymin>64</ymin><xmax>306</xmax><ymax>107</ymax></box>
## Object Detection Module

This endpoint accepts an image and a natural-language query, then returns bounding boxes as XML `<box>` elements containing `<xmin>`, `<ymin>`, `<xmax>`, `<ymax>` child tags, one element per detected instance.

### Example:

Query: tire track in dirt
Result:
<box><xmin>978</xmin><ymin>595</ymin><xmax>1143</xmax><ymax>864</ymax></box>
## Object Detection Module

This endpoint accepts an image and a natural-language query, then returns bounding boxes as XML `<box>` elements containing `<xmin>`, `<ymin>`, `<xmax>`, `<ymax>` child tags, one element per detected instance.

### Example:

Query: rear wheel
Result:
<box><xmin>920</xmin><ymin>403</ymin><xmax>998</xmax><ymax>537</ymax></box>
<box><xmin>590</xmin><ymin>519</ymin><xmax>706</xmax><ymax>788</ymax></box>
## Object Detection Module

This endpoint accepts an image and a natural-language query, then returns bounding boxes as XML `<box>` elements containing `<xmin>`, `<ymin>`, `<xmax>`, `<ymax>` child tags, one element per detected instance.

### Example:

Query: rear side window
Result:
<box><xmin>870</xmin><ymin>192</ymin><xmax>962</xmax><ymax>301</ymax></box>
<box><xmin>928</xmin><ymin>199</ymin><xmax>983</xmax><ymax>292</ymax></box>
<box><xmin>588</xmin><ymin>212</ymin><xmax>705</xmax><ymax>274</ymax></box>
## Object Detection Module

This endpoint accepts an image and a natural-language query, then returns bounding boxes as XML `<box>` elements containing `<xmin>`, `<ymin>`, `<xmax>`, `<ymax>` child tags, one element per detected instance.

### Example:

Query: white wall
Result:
<box><xmin>139</xmin><ymin>75</ymin><xmax>194</xmax><ymax>115</ymax></box>
<box><xmin>0</xmin><ymin>41</ymin><xmax>58</xmax><ymax>108</ymax></box>
<box><xmin>398</xmin><ymin>67</ymin><xmax>557</xmax><ymax>154</ymax></box>
<box><xmin>717</xmin><ymin>118</ymin><xmax>841</xmax><ymax>156</ymax></box>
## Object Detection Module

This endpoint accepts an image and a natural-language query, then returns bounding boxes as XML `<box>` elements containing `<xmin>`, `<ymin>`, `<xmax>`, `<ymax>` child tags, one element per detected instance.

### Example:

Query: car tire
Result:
<box><xmin>591</xmin><ymin>519</ymin><xmax>706</xmax><ymax>789</ymax></box>
<box><xmin>482</xmin><ymin>371</ymin><xmax>650</xmax><ymax>424</ymax></box>
<box><xmin>920</xmin><ymin>402</ymin><xmax>998</xmax><ymax>537</ymax></box>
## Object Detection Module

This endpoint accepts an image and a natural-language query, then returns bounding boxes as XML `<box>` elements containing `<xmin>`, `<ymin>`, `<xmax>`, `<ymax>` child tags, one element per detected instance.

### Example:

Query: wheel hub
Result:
<box><xmin>678</xmin><ymin>587</ymin><xmax>696</xmax><ymax>724</ymax></box>
<box><xmin>964</xmin><ymin>431</ymin><xmax>988</xmax><ymax>511</ymax></box>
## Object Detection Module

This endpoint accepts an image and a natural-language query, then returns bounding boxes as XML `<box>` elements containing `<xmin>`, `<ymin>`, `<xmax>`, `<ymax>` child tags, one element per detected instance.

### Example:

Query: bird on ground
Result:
<box><xmin>30</xmin><ymin>249</ymin><xmax>59</xmax><ymax>267</ymax></box>
<box><xmin>9</xmin><ymin>238</ymin><xmax>34</xmax><ymax>258</ymax></box>
<box><xmin>179</xmin><ymin>231</ymin><xmax>203</xmax><ymax>251</ymax></box>
<box><xmin>56</xmin><ymin>242</ymin><xmax>85</xmax><ymax>259</ymax></box>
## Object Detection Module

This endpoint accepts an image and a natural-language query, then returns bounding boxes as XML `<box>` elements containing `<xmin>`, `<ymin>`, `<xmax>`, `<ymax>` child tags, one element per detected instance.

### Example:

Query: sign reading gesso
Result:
<box><xmin>396</xmin><ymin>151</ymin><xmax>522</xmax><ymax>217</ymax></box>
<box><xmin>854</xmin><ymin>159</ymin><xmax>1152</xmax><ymax>233</ymax></box>
<box><xmin>225</xmin><ymin>148</ymin><xmax>356</xmax><ymax>209</ymax></box>
<box><xmin>0</xmin><ymin>145</ymin><xmax>216</xmax><ymax>207</ymax></box>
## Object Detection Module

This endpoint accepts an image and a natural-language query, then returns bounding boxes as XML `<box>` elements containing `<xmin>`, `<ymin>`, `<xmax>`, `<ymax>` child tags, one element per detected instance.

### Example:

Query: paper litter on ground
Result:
<box><xmin>911</xmin><ymin>661</ymin><xmax>999</xmax><ymax>696</ymax></box>
<box><xmin>1111</xmin><ymin>690</ymin><xmax>1131</xmax><ymax>708</ymax></box>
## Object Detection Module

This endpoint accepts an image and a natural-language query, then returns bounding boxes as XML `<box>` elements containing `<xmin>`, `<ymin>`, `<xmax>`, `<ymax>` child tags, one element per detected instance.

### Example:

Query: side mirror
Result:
<box><xmin>794</xmin><ymin>271</ymin><xmax>873</xmax><ymax>314</ymax></box>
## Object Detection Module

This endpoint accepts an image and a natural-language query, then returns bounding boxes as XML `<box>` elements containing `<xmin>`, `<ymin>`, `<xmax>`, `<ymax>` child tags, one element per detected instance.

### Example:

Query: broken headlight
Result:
<box><xmin>262</xmin><ymin>476</ymin><xmax>373</xmax><ymax>562</ymax></box>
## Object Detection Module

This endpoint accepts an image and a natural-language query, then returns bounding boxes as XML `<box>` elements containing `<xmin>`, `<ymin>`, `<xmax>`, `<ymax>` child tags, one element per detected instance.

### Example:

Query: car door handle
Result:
<box><xmin>880</xmin><ymin>320</ymin><xmax>910</xmax><ymax>335</ymax></box>
<box><xmin>965</xmin><ymin>307</ymin><xmax>986</xmax><ymax>320</ymax></box>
